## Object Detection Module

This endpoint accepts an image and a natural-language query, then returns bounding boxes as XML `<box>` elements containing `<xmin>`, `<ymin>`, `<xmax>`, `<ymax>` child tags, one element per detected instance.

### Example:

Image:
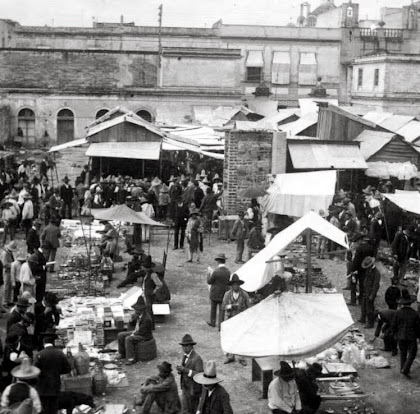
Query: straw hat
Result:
<box><xmin>11</xmin><ymin>357</ymin><xmax>40</xmax><ymax>380</ymax></box>
<box><xmin>202</xmin><ymin>177</ymin><xmax>210</xmax><ymax>184</ymax></box>
<box><xmin>179</xmin><ymin>334</ymin><xmax>197</xmax><ymax>346</ymax></box>
<box><xmin>200</xmin><ymin>169</ymin><xmax>206</xmax><ymax>177</ymax></box>
<box><xmin>5</xmin><ymin>241</ymin><xmax>18</xmax><ymax>252</ymax></box>
<box><xmin>168</xmin><ymin>175</ymin><xmax>176</xmax><ymax>182</ymax></box>
<box><xmin>160</xmin><ymin>184</ymin><xmax>169</xmax><ymax>193</ymax></box>
<box><xmin>189</xmin><ymin>207</ymin><xmax>200</xmax><ymax>217</ymax></box>
<box><xmin>195</xmin><ymin>173</ymin><xmax>201</xmax><ymax>181</ymax></box>
<box><xmin>20</xmin><ymin>291</ymin><xmax>36</xmax><ymax>304</ymax></box>
<box><xmin>212</xmin><ymin>173</ymin><xmax>220</xmax><ymax>181</ymax></box>
<box><xmin>151</xmin><ymin>177</ymin><xmax>162</xmax><ymax>187</ymax></box>
<box><xmin>194</xmin><ymin>360</ymin><xmax>223</xmax><ymax>385</ymax></box>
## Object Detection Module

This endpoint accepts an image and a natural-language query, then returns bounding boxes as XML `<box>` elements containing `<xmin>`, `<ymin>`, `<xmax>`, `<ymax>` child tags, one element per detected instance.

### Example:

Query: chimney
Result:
<box><xmin>120</xmin><ymin>15</ymin><xmax>124</xmax><ymax>24</ymax></box>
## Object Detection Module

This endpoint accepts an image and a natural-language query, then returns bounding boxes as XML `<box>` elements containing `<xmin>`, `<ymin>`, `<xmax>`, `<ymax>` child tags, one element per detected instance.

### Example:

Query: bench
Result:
<box><xmin>153</xmin><ymin>303</ymin><xmax>171</xmax><ymax>323</ymax></box>
<box><xmin>251</xmin><ymin>356</ymin><xmax>281</xmax><ymax>399</ymax></box>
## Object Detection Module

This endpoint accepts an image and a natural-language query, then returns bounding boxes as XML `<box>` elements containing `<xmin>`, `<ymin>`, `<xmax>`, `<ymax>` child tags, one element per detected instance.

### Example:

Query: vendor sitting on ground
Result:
<box><xmin>117</xmin><ymin>296</ymin><xmax>153</xmax><ymax>365</ymax></box>
<box><xmin>117</xmin><ymin>248</ymin><xmax>147</xmax><ymax>288</ymax></box>
<box><xmin>135</xmin><ymin>361</ymin><xmax>181</xmax><ymax>414</ymax></box>
<box><xmin>295</xmin><ymin>363</ymin><xmax>323</xmax><ymax>414</ymax></box>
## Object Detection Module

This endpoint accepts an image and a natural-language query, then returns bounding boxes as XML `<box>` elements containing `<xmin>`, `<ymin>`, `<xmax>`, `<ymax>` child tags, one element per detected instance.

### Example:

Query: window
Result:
<box><xmin>245</xmin><ymin>51</ymin><xmax>264</xmax><ymax>82</ymax></box>
<box><xmin>357</xmin><ymin>68</ymin><xmax>363</xmax><ymax>87</ymax></box>
<box><xmin>57</xmin><ymin>109</ymin><xmax>74</xmax><ymax>144</ymax></box>
<box><xmin>136</xmin><ymin>110</ymin><xmax>153</xmax><ymax>123</ymax></box>
<box><xmin>347</xmin><ymin>7</ymin><xmax>353</xmax><ymax>18</ymax></box>
<box><xmin>272</xmin><ymin>52</ymin><xmax>291</xmax><ymax>84</ymax></box>
<box><xmin>374</xmin><ymin>69</ymin><xmax>379</xmax><ymax>87</ymax></box>
<box><xmin>298</xmin><ymin>53</ymin><xmax>318</xmax><ymax>85</ymax></box>
<box><xmin>96</xmin><ymin>109</ymin><xmax>109</xmax><ymax>119</ymax></box>
<box><xmin>17</xmin><ymin>108</ymin><xmax>35</xmax><ymax>145</ymax></box>
<box><xmin>307</xmin><ymin>15</ymin><xmax>317</xmax><ymax>27</ymax></box>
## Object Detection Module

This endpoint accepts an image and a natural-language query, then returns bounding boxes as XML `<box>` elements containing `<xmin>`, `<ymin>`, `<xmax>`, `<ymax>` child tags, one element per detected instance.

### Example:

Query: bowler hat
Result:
<box><xmin>16</xmin><ymin>297</ymin><xmax>29</xmax><ymax>308</ymax></box>
<box><xmin>398</xmin><ymin>288</ymin><xmax>416</xmax><ymax>305</ymax></box>
<box><xmin>28</xmin><ymin>254</ymin><xmax>39</xmax><ymax>264</ymax></box>
<box><xmin>215</xmin><ymin>253</ymin><xmax>227</xmax><ymax>262</ymax></box>
<box><xmin>228</xmin><ymin>274</ymin><xmax>244</xmax><ymax>286</ymax></box>
<box><xmin>361</xmin><ymin>256</ymin><xmax>375</xmax><ymax>269</ymax></box>
<box><xmin>193</xmin><ymin>360</ymin><xmax>223</xmax><ymax>385</ymax></box>
<box><xmin>274</xmin><ymin>361</ymin><xmax>294</xmax><ymax>380</ymax></box>
<box><xmin>157</xmin><ymin>361</ymin><xmax>172</xmax><ymax>374</ymax></box>
<box><xmin>179</xmin><ymin>334</ymin><xmax>197</xmax><ymax>346</ymax></box>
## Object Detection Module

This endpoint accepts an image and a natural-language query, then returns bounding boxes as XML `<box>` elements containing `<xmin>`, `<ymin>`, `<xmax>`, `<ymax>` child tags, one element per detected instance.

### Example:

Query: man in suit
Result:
<box><xmin>117</xmin><ymin>296</ymin><xmax>153</xmax><ymax>365</ymax></box>
<box><xmin>33</xmin><ymin>243</ymin><xmax>48</xmax><ymax>303</ymax></box>
<box><xmin>60</xmin><ymin>176</ymin><xmax>73</xmax><ymax>219</ymax></box>
<box><xmin>391</xmin><ymin>289</ymin><xmax>420</xmax><ymax>378</ymax></box>
<box><xmin>7</xmin><ymin>297</ymin><xmax>30</xmax><ymax>332</ymax></box>
<box><xmin>230</xmin><ymin>211</ymin><xmax>248</xmax><ymax>264</ymax></box>
<box><xmin>26</xmin><ymin>219</ymin><xmax>42</xmax><ymax>255</ymax></box>
<box><xmin>176</xmin><ymin>334</ymin><xmax>204</xmax><ymax>414</ymax></box>
<box><xmin>41</xmin><ymin>218</ymin><xmax>61</xmax><ymax>272</ymax></box>
<box><xmin>392</xmin><ymin>226</ymin><xmax>413</xmax><ymax>284</ymax></box>
<box><xmin>194</xmin><ymin>360</ymin><xmax>233</xmax><ymax>414</ymax></box>
<box><xmin>359</xmin><ymin>257</ymin><xmax>381</xmax><ymax>329</ymax></box>
<box><xmin>207</xmin><ymin>254</ymin><xmax>230</xmax><ymax>329</ymax></box>
<box><xmin>368</xmin><ymin>211</ymin><xmax>384</xmax><ymax>256</ymax></box>
<box><xmin>373</xmin><ymin>308</ymin><xmax>397</xmax><ymax>356</ymax></box>
<box><xmin>173</xmin><ymin>198</ymin><xmax>189</xmax><ymax>250</ymax></box>
<box><xmin>349</xmin><ymin>236</ymin><xmax>375</xmax><ymax>306</ymax></box>
<box><xmin>35</xmin><ymin>329</ymin><xmax>71</xmax><ymax>414</ymax></box>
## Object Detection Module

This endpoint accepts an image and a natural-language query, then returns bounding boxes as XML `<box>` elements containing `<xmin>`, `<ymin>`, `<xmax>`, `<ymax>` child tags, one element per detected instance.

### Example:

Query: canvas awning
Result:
<box><xmin>236</xmin><ymin>211</ymin><xmax>349</xmax><ymax>292</ymax></box>
<box><xmin>365</xmin><ymin>161</ymin><xmax>418</xmax><ymax>180</ymax></box>
<box><xmin>288</xmin><ymin>141</ymin><xmax>367</xmax><ymax>169</ymax></box>
<box><xmin>353</xmin><ymin>130</ymin><xmax>395</xmax><ymax>160</ymax></box>
<box><xmin>279</xmin><ymin>112</ymin><xmax>318</xmax><ymax>136</ymax></box>
<box><xmin>382</xmin><ymin>190</ymin><xmax>420</xmax><ymax>215</ymax></box>
<box><xmin>246</xmin><ymin>50</ymin><xmax>264</xmax><ymax>67</ymax></box>
<box><xmin>49</xmin><ymin>138</ymin><xmax>88</xmax><ymax>152</ymax></box>
<box><xmin>265</xmin><ymin>170</ymin><xmax>336</xmax><ymax>217</ymax></box>
<box><xmin>272</xmin><ymin>51</ymin><xmax>291</xmax><ymax>85</ymax></box>
<box><xmin>221</xmin><ymin>292</ymin><xmax>354</xmax><ymax>358</ymax></box>
<box><xmin>91</xmin><ymin>204</ymin><xmax>166</xmax><ymax>226</ymax></box>
<box><xmin>85</xmin><ymin>141</ymin><xmax>161</xmax><ymax>160</ymax></box>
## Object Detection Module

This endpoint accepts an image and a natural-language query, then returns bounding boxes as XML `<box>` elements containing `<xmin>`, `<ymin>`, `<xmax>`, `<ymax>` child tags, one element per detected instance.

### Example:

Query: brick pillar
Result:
<box><xmin>271</xmin><ymin>131</ymin><xmax>287</xmax><ymax>175</ymax></box>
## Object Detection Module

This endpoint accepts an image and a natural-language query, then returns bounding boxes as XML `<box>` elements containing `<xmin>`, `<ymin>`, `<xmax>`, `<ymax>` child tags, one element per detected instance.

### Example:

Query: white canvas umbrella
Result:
<box><xmin>220</xmin><ymin>292</ymin><xmax>354</xmax><ymax>359</ymax></box>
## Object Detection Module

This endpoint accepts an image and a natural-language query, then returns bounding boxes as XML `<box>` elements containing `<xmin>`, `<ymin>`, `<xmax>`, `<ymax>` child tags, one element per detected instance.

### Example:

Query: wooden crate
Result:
<box><xmin>63</xmin><ymin>373</ymin><xmax>93</xmax><ymax>395</ymax></box>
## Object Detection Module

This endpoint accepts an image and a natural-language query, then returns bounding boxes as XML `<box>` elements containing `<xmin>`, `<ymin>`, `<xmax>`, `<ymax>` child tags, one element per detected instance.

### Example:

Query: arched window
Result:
<box><xmin>57</xmin><ymin>109</ymin><xmax>74</xmax><ymax>144</ymax></box>
<box><xmin>96</xmin><ymin>109</ymin><xmax>109</xmax><ymax>119</ymax></box>
<box><xmin>17</xmin><ymin>108</ymin><xmax>35</xmax><ymax>145</ymax></box>
<box><xmin>347</xmin><ymin>7</ymin><xmax>353</xmax><ymax>18</ymax></box>
<box><xmin>136</xmin><ymin>110</ymin><xmax>153</xmax><ymax>123</ymax></box>
<box><xmin>306</xmin><ymin>15</ymin><xmax>317</xmax><ymax>27</ymax></box>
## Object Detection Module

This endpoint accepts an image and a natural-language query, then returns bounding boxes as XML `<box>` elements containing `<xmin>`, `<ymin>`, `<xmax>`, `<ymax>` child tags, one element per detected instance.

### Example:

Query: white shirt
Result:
<box><xmin>268</xmin><ymin>377</ymin><xmax>302</xmax><ymax>413</ymax></box>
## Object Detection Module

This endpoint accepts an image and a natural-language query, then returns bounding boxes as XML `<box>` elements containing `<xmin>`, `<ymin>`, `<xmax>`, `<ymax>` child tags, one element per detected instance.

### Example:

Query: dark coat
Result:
<box><xmin>194</xmin><ymin>187</ymin><xmax>205</xmax><ymax>209</ymax></box>
<box><xmin>41</xmin><ymin>223</ymin><xmax>61</xmax><ymax>249</ymax></box>
<box><xmin>60</xmin><ymin>184</ymin><xmax>73</xmax><ymax>205</ymax></box>
<box><xmin>145</xmin><ymin>373</ymin><xmax>181</xmax><ymax>414</ymax></box>
<box><xmin>351</xmin><ymin>242</ymin><xmax>375</xmax><ymax>273</ymax></box>
<box><xmin>132</xmin><ymin>311</ymin><xmax>153</xmax><ymax>341</ymax></box>
<box><xmin>392</xmin><ymin>231</ymin><xmax>412</xmax><ymax>262</ymax></box>
<box><xmin>35</xmin><ymin>346</ymin><xmax>71</xmax><ymax>396</ymax></box>
<box><xmin>363</xmin><ymin>266</ymin><xmax>381</xmax><ymax>300</ymax></box>
<box><xmin>207</xmin><ymin>266</ymin><xmax>230</xmax><ymax>302</ymax></box>
<box><xmin>173</xmin><ymin>203</ymin><xmax>189</xmax><ymax>227</ymax></box>
<box><xmin>385</xmin><ymin>285</ymin><xmax>401</xmax><ymax>308</ymax></box>
<box><xmin>375</xmin><ymin>309</ymin><xmax>396</xmax><ymax>338</ymax></box>
<box><xmin>26</xmin><ymin>228</ymin><xmax>40</xmax><ymax>254</ymax></box>
<box><xmin>391</xmin><ymin>306</ymin><xmax>420</xmax><ymax>341</ymax></box>
<box><xmin>6</xmin><ymin>309</ymin><xmax>24</xmax><ymax>332</ymax></box>
<box><xmin>180</xmin><ymin>349</ymin><xmax>203</xmax><ymax>396</ymax></box>
<box><xmin>368</xmin><ymin>218</ymin><xmax>383</xmax><ymax>242</ymax></box>
<box><xmin>197</xmin><ymin>384</ymin><xmax>233</xmax><ymax>414</ymax></box>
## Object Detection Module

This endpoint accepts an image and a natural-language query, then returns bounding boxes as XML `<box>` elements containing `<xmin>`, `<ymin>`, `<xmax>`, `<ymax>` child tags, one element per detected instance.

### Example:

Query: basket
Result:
<box><xmin>63</xmin><ymin>373</ymin><xmax>93</xmax><ymax>395</ymax></box>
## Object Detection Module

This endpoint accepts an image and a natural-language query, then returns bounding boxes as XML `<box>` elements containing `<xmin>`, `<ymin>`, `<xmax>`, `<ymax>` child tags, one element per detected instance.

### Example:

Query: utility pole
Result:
<box><xmin>158</xmin><ymin>4</ymin><xmax>163</xmax><ymax>87</ymax></box>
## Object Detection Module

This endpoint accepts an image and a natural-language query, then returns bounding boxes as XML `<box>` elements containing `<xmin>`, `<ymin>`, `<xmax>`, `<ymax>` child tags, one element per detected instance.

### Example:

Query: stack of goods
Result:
<box><xmin>60</xmin><ymin>219</ymin><xmax>105</xmax><ymax>246</ymax></box>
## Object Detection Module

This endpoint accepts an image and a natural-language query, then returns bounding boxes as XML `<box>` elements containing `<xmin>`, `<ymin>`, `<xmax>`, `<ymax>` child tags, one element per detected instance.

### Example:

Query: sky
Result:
<box><xmin>1</xmin><ymin>0</ymin><xmax>414</xmax><ymax>28</ymax></box>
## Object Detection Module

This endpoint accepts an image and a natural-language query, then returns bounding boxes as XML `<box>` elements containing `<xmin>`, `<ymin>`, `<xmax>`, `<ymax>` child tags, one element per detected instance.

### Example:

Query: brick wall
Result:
<box><xmin>224</xmin><ymin>130</ymin><xmax>274</xmax><ymax>215</ymax></box>
<box><xmin>0</xmin><ymin>106</ymin><xmax>10</xmax><ymax>144</ymax></box>
<box><xmin>0</xmin><ymin>50</ymin><xmax>157</xmax><ymax>91</ymax></box>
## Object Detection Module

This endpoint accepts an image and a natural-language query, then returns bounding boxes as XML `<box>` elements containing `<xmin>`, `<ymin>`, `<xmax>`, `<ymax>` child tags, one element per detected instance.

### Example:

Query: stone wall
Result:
<box><xmin>0</xmin><ymin>106</ymin><xmax>10</xmax><ymax>145</ymax></box>
<box><xmin>224</xmin><ymin>130</ymin><xmax>287</xmax><ymax>215</ymax></box>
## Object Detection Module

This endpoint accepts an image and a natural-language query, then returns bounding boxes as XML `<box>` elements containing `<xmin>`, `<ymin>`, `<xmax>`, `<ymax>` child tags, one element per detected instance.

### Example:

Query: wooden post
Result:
<box><xmin>306</xmin><ymin>228</ymin><xmax>312</xmax><ymax>293</ymax></box>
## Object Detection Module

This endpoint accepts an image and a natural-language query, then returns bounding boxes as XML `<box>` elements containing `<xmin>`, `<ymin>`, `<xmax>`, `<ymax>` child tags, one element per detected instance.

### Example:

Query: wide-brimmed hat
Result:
<box><xmin>202</xmin><ymin>177</ymin><xmax>210</xmax><ymax>184</ymax></box>
<box><xmin>63</xmin><ymin>176</ymin><xmax>70</xmax><ymax>183</ymax></box>
<box><xmin>139</xmin><ymin>196</ymin><xmax>148</xmax><ymax>204</ymax></box>
<box><xmin>168</xmin><ymin>175</ymin><xmax>176</xmax><ymax>182</ymax></box>
<box><xmin>179</xmin><ymin>334</ymin><xmax>197</xmax><ymax>346</ymax></box>
<box><xmin>11</xmin><ymin>357</ymin><xmax>40</xmax><ymax>380</ymax></box>
<box><xmin>228</xmin><ymin>274</ymin><xmax>244</xmax><ymax>286</ymax></box>
<box><xmin>22</xmin><ymin>192</ymin><xmax>32</xmax><ymax>199</ymax></box>
<box><xmin>160</xmin><ymin>184</ymin><xmax>169</xmax><ymax>193</ymax></box>
<box><xmin>33</xmin><ymin>218</ymin><xmax>43</xmax><ymax>227</ymax></box>
<box><xmin>195</xmin><ymin>174</ymin><xmax>201</xmax><ymax>181</ymax></box>
<box><xmin>16</xmin><ymin>297</ymin><xmax>29</xmax><ymax>308</ymax></box>
<box><xmin>274</xmin><ymin>361</ymin><xmax>294</xmax><ymax>380</ymax></box>
<box><xmin>27</xmin><ymin>254</ymin><xmax>39</xmax><ymax>264</ymax></box>
<box><xmin>398</xmin><ymin>288</ymin><xmax>416</xmax><ymax>305</ymax></box>
<box><xmin>21</xmin><ymin>291</ymin><xmax>36</xmax><ymax>304</ymax></box>
<box><xmin>212</xmin><ymin>174</ymin><xmax>220</xmax><ymax>181</ymax></box>
<box><xmin>132</xmin><ymin>296</ymin><xmax>147</xmax><ymax>312</ymax></box>
<box><xmin>151</xmin><ymin>177</ymin><xmax>162</xmax><ymax>187</ymax></box>
<box><xmin>362</xmin><ymin>185</ymin><xmax>373</xmax><ymax>195</ymax></box>
<box><xmin>21</xmin><ymin>312</ymin><xmax>35</xmax><ymax>324</ymax></box>
<box><xmin>200</xmin><ymin>169</ymin><xmax>206</xmax><ymax>177</ymax></box>
<box><xmin>361</xmin><ymin>256</ymin><xmax>375</xmax><ymax>269</ymax></box>
<box><xmin>189</xmin><ymin>207</ymin><xmax>200</xmax><ymax>217</ymax></box>
<box><xmin>5</xmin><ymin>241</ymin><xmax>18</xmax><ymax>252</ymax></box>
<box><xmin>143</xmin><ymin>255</ymin><xmax>155</xmax><ymax>269</ymax></box>
<box><xmin>194</xmin><ymin>360</ymin><xmax>223</xmax><ymax>385</ymax></box>
<box><xmin>157</xmin><ymin>361</ymin><xmax>172</xmax><ymax>374</ymax></box>
<box><xmin>215</xmin><ymin>253</ymin><xmax>227</xmax><ymax>262</ymax></box>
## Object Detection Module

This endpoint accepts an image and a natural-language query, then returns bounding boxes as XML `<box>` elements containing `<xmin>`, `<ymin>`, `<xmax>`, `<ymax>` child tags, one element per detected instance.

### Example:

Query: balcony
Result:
<box><xmin>359</xmin><ymin>28</ymin><xmax>403</xmax><ymax>42</ymax></box>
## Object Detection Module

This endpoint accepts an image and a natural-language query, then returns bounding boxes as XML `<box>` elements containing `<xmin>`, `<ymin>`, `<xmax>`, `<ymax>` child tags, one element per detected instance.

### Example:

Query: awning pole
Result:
<box><xmin>306</xmin><ymin>228</ymin><xmax>312</xmax><ymax>293</ymax></box>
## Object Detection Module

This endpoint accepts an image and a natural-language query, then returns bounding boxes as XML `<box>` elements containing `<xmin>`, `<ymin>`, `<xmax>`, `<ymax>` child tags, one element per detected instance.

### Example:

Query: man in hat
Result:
<box><xmin>41</xmin><ymin>218</ymin><xmax>61</xmax><ymax>273</ymax></box>
<box><xmin>139</xmin><ymin>256</ymin><xmax>163</xmax><ymax>330</ymax></box>
<box><xmin>19</xmin><ymin>254</ymin><xmax>38</xmax><ymax>299</ymax></box>
<box><xmin>117</xmin><ymin>296</ymin><xmax>154</xmax><ymax>365</ymax></box>
<box><xmin>48</xmin><ymin>188</ymin><xmax>62</xmax><ymax>222</ymax></box>
<box><xmin>176</xmin><ymin>334</ymin><xmax>203</xmax><ymax>414</ymax></box>
<box><xmin>359</xmin><ymin>257</ymin><xmax>381</xmax><ymax>329</ymax></box>
<box><xmin>1</xmin><ymin>356</ymin><xmax>42</xmax><ymax>412</ymax></box>
<box><xmin>207</xmin><ymin>254</ymin><xmax>230</xmax><ymax>329</ymax></box>
<box><xmin>21</xmin><ymin>192</ymin><xmax>34</xmax><ymax>237</ymax></box>
<box><xmin>368</xmin><ymin>211</ymin><xmax>384</xmax><ymax>257</ymax></box>
<box><xmin>26</xmin><ymin>219</ymin><xmax>42</xmax><ymax>254</ymax></box>
<box><xmin>372</xmin><ymin>308</ymin><xmax>398</xmax><ymax>356</ymax></box>
<box><xmin>173</xmin><ymin>198</ymin><xmax>189</xmax><ymax>250</ymax></box>
<box><xmin>194</xmin><ymin>360</ymin><xmax>233</xmax><ymax>414</ymax></box>
<box><xmin>247</xmin><ymin>221</ymin><xmax>265</xmax><ymax>261</ymax></box>
<box><xmin>60</xmin><ymin>176</ymin><xmax>73</xmax><ymax>219</ymax></box>
<box><xmin>7</xmin><ymin>297</ymin><xmax>29</xmax><ymax>332</ymax></box>
<box><xmin>158</xmin><ymin>184</ymin><xmax>170</xmax><ymax>222</ymax></box>
<box><xmin>8</xmin><ymin>312</ymin><xmax>35</xmax><ymax>357</ymax></box>
<box><xmin>1</xmin><ymin>241</ymin><xmax>18</xmax><ymax>307</ymax></box>
<box><xmin>294</xmin><ymin>363</ymin><xmax>322</xmax><ymax>414</ymax></box>
<box><xmin>221</xmin><ymin>274</ymin><xmax>250</xmax><ymax>365</ymax></box>
<box><xmin>391</xmin><ymin>225</ymin><xmax>414</xmax><ymax>284</ymax></box>
<box><xmin>385</xmin><ymin>278</ymin><xmax>401</xmax><ymax>310</ymax></box>
<box><xmin>391</xmin><ymin>288</ymin><xmax>420</xmax><ymax>378</ymax></box>
<box><xmin>11</xmin><ymin>257</ymin><xmax>26</xmax><ymax>303</ymax></box>
<box><xmin>135</xmin><ymin>361</ymin><xmax>181</xmax><ymax>414</ymax></box>
<box><xmin>268</xmin><ymin>361</ymin><xmax>302</xmax><ymax>414</ymax></box>
<box><xmin>35</xmin><ymin>329</ymin><xmax>71</xmax><ymax>414</ymax></box>
<box><xmin>186</xmin><ymin>207</ymin><xmax>203</xmax><ymax>263</ymax></box>
<box><xmin>117</xmin><ymin>248</ymin><xmax>147</xmax><ymax>288</ymax></box>
<box><xmin>2</xmin><ymin>198</ymin><xmax>18</xmax><ymax>245</ymax></box>
<box><xmin>199</xmin><ymin>175</ymin><xmax>210</xmax><ymax>194</ymax></box>
<box><xmin>231</xmin><ymin>211</ymin><xmax>248</xmax><ymax>264</ymax></box>
<box><xmin>194</xmin><ymin>180</ymin><xmax>204</xmax><ymax>211</ymax></box>
<box><xmin>211</xmin><ymin>174</ymin><xmax>222</xmax><ymax>194</ymax></box>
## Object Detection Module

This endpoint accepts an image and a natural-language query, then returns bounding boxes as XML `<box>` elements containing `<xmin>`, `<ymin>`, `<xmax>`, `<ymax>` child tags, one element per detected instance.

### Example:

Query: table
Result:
<box><xmin>251</xmin><ymin>356</ymin><xmax>281</xmax><ymax>399</ymax></box>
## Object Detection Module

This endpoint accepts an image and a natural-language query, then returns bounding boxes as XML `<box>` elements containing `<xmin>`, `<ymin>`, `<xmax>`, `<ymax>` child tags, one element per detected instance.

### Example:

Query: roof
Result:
<box><xmin>288</xmin><ymin>140</ymin><xmax>367</xmax><ymax>170</ymax></box>
<box><xmin>328</xmin><ymin>105</ymin><xmax>377</xmax><ymax>128</ymax></box>
<box><xmin>85</xmin><ymin>106</ymin><xmax>133</xmax><ymax>129</ymax></box>
<box><xmin>362</xmin><ymin>111</ymin><xmax>393</xmax><ymax>125</ymax></box>
<box><xmin>396</xmin><ymin>120</ymin><xmax>420</xmax><ymax>143</ymax></box>
<box><xmin>49</xmin><ymin>138</ymin><xmax>88</xmax><ymax>152</ymax></box>
<box><xmin>339</xmin><ymin>106</ymin><xmax>372</xmax><ymax>116</ymax></box>
<box><xmin>85</xmin><ymin>141</ymin><xmax>161</xmax><ymax>160</ymax></box>
<box><xmin>279</xmin><ymin>112</ymin><xmax>318</xmax><ymax>136</ymax></box>
<box><xmin>162</xmin><ymin>125</ymin><xmax>224</xmax><ymax>148</ymax></box>
<box><xmin>354</xmin><ymin>130</ymin><xmax>396</xmax><ymax>160</ymax></box>
<box><xmin>379</xmin><ymin>115</ymin><xmax>414</xmax><ymax>133</ymax></box>
<box><xmin>310</xmin><ymin>1</ymin><xmax>337</xmax><ymax>17</ymax></box>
